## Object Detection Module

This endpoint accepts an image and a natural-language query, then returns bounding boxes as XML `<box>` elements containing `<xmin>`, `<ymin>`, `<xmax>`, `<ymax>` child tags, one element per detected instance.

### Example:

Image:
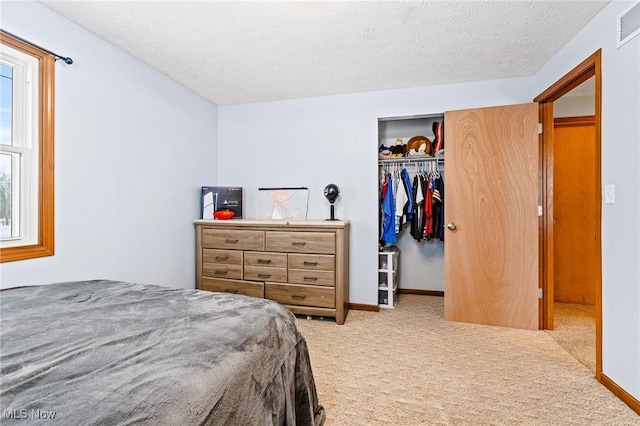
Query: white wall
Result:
<box><xmin>0</xmin><ymin>2</ymin><xmax>218</xmax><ymax>289</ymax></box>
<box><xmin>218</xmin><ymin>77</ymin><xmax>532</xmax><ymax>305</ymax></box>
<box><xmin>534</xmin><ymin>1</ymin><xmax>640</xmax><ymax>400</ymax></box>
<box><xmin>554</xmin><ymin>95</ymin><xmax>596</xmax><ymax>117</ymax></box>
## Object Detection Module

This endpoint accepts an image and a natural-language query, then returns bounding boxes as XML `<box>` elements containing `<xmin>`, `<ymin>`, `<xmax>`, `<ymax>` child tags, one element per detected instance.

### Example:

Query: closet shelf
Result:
<box><xmin>378</xmin><ymin>281</ymin><xmax>398</xmax><ymax>291</ymax></box>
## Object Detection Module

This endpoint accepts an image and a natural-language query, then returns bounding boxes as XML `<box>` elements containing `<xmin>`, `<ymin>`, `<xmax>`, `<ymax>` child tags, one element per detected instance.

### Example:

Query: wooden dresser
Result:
<box><xmin>195</xmin><ymin>219</ymin><xmax>350</xmax><ymax>325</ymax></box>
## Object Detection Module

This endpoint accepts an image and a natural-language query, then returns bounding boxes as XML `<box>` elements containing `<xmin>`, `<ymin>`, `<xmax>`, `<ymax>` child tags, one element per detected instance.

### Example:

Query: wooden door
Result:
<box><xmin>553</xmin><ymin>117</ymin><xmax>597</xmax><ymax>304</ymax></box>
<box><xmin>444</xmin><ymin>103</ymin><xmax>539</xmax><ymax>330</ymax></box>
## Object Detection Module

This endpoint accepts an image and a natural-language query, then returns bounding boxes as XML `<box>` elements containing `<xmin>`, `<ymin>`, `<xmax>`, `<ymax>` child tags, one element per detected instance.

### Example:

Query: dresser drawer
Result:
<box><xmin>203</xmin><ymin>249</ymin><xmax>243</xmax><ymax>265</ymax></box>
<box><xmin>201</xmin><ymin>278</ymin><xmax>264</xmax><ymax>299</ymax></box>
<box><xmin>288</xmin><ymin>254</ymin><xmax>335</xmax><ymax>271</ymax></box>
<box><xmin>244</xmin><ymin>251</ymin><xmax>287</xmax><ymax>268</ymax></box>
<box><xmin>202</xmin><ymin>229</ymin><xmax>265</xmax><ymax>251</ymax></box>
<box><xmin>244</xmin><ymin>265</ymin><xmax>287</xmax><ymax>283</ymax></box>
<box><xmin>266</xmin><ymin>283</ymin><xmax>335</xmax><ymax>308</ymax></box>
<box><xmin>202</xmin><ymin>263</ymin><xmax>243</xmax><ymax>280</ymax></box>
<box><xmin>288</xmin><ymin>269</ymin><xmax>335</xmax><ymax>287</ymax></box>
<box><xmin>266</xmin><ymin>232</ymin><xmax>335</xmax><ymax>254</ymax></box>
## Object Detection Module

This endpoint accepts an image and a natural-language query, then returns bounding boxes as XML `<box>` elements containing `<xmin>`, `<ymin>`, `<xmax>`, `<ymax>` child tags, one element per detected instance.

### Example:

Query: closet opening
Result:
<box><xmin>378</xmin><ymin>114</ymin><xmax>445</xmax><ymax>309</ymax></box>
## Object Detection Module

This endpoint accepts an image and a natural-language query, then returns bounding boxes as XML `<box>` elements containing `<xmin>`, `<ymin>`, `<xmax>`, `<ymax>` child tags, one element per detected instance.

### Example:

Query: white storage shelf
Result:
<box><xmin>378</xmin><ymin>249</ymin><xmax>399</xmax><ymax>309</ymax></box>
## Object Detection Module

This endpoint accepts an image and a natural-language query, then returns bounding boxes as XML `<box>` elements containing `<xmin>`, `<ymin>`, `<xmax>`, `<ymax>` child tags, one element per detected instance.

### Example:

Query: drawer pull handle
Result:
<box><xmin>258</xmin><ymin>273</ymin><xmax>271</xmax><ymax>279</ymax></box>
<box><xmin>303</xmin><ymin>276</ymin><xmax>318</xmax><ymax>281</ymax></box>
<box><xmin>303</xmin><ymin>261</ymin><xmax>318</xmax><ymax>266</ymax></box>
<box><xmin>226</xmin><ymin>289</ymin><xmax>238</xmax><ymax>294</ymax></box>
<box><xmin>257</xmin><ymin>259</ymin><xmax>272</xmax><ymax>264</ymax></box>
<box><xmin>225</xmin><ymin>239</ymin><xmax>239</xmax><ymax>244</ymax></box>
<box><xmin>215</xmin><ymin>270</ymin><xmax>228</xmax><ymax>275</ymax></box>
<box><xmin>215</xmin><ymin>256</ymin><xmax>229</xmax><ymax>261</ymax></box>
<box><xmin>292</xmin><ymin>242</ymin><xmax>306</xmax><ymax>246</ymax></box>
<box><xmin>292</xmin><ymin>294</ymin><xmax>306</xmax><ymax>300</ymax></box>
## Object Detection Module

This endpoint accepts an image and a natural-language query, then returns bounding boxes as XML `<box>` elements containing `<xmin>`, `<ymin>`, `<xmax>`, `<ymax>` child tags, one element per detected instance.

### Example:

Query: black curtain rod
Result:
<box><xmin>0</xmin><ymin>29</ymin><xmax>73</xmax><ymax>65</ymax></box>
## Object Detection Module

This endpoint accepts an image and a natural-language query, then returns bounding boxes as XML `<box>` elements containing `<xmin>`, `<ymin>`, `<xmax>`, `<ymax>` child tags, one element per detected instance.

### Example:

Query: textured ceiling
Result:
<box><xmin>41</xmin><ymin>1</ymin><xmax>609</xmax><ymax>106</ymax></box>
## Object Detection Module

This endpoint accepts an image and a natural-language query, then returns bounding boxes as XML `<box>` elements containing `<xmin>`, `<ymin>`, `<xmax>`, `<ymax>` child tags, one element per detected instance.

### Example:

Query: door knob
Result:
<box><xmin>447</xmin><ymin>222</ymin><xmax>457</xmax><ymax>231</ymax></box>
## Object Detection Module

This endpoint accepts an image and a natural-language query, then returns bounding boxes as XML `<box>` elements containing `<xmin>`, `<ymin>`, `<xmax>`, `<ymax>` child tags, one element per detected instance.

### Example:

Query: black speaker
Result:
<box><xmin>323</xmin><ymin>184</ymin><xmax>340</xmax><ymax>220</ymax></box>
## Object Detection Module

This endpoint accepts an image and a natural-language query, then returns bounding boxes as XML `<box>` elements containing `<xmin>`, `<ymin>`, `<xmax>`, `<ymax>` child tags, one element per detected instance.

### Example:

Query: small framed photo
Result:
<box><xmin>257</xmin><ymin>187</ymin><xmax>309</xmax><ymax>220</ymax></box>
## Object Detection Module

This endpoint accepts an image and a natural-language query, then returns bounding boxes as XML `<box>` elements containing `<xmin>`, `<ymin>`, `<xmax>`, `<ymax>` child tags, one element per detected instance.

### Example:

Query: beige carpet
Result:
<box><xmin>297</xmin><ymin>295</ymin><xmax>639</xmax><ymax>425</ymax></box>
<box><xmin>545</xmin><ymin>302</ymin><xmax>596</xmax><ymax>373</ymax></box>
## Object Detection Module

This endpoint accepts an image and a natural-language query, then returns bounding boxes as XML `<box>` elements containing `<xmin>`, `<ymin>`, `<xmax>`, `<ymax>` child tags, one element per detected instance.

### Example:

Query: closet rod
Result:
<box><xmin>378</xmin><ymin>156</ymin><xmax>444</xmax><ymax>165</ymax></box>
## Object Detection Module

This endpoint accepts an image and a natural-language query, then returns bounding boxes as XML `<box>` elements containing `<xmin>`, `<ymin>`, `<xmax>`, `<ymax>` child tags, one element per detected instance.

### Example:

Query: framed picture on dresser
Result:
<box><xmin>256</xmin><ymin>187</ymin><xmax>309</xmax><ymax>220</ymax></box>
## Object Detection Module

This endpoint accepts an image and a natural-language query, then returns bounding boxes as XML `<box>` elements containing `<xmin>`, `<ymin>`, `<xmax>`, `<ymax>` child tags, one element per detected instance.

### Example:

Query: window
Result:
<box><xmin>0</xmin><ymin>32</ymin><xmax>55</xmax><ymax>262</ymax></box>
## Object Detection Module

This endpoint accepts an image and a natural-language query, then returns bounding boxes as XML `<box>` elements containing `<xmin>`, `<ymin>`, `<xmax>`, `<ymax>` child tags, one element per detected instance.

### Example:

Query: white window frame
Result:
<box><xmin>1</xmin><ymin>46</ymin><xmax>39</xmax><ymax>248</ymax></box>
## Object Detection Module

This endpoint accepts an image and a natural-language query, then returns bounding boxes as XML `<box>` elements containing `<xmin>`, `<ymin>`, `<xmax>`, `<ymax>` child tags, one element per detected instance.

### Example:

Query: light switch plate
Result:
<box><xmin>605</xmin><ymin>184</ymin><xmax>615</xmax><ymax>204</ymax></box>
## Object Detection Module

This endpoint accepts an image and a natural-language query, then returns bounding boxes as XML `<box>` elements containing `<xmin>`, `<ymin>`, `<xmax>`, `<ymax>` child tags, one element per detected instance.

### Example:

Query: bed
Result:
<box><xmin>0</xmin><ymin>280</ymin><xmax>325</xmax><ymax>425</ymax></box>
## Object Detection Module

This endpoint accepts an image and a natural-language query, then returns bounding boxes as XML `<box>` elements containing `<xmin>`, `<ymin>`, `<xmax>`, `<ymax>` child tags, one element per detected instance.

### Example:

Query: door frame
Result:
<box><xmin>533</xmin><ymin>49</ymin><xmax>602</xmax><ymax>380</ymax></box>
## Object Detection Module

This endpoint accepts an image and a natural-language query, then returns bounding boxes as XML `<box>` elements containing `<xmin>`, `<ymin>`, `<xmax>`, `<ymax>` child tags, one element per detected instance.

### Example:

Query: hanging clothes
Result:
<box><xmin>379</xmin><ymin>160</ymin><xmax>444</xmax><ymax>245</ymax></box>
<box><xmin>379</xmin><ymin>171</ymin><xmax>388</xmax><ymax>242</ymax></box>
<box><xmin>401</xmin><ymin>168</ymin><xmax>414</xmax><ymax>221</ymax></box>
<box><xmin>423</xmin><ymin>174</ymin><xmax>433</xmax><ymax>239</ymax></box>
<box><xmin>419</xmin><ymin>174</ymin><xmax>428</xmax><ymax>240</ymax></box>
<box><xmin>411</xmin><ymin>174</ymin><xmax>424</xmax><ymax>242</ymax></box>
<box><xmin>394</xmin><ymin>170</ymin><xmax>407</xmax><ymax>234</ymax></box>
<box><xmin>435</xmin><ymin>175</ymin><xmax>445</xmax><ymax>241</ymax></box>
<box><xmin>381</xmin><ymin>172</ymin><xmax>396</xmax><ymax>244</ymax></box>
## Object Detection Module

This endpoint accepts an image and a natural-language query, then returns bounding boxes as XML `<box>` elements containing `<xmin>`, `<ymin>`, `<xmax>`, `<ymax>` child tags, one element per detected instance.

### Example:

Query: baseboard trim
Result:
<box><xmin>398</xmin><ymin>289</ymin><xmax>444</xmax><ymax>297</ymax></box>
<box><xmin>349</xmin><ymin>303</ymin><xmax>380</xmax><ymax>312</ymax></box>
<box><xmin>601</xmin><ymin>373</ymin><xmax>640</xmax><ymax>415</ymax></box>
<box><xmin>350</xmin><ymin>290</ymin><xmax>443</xmax><ymax>311</ymax></box>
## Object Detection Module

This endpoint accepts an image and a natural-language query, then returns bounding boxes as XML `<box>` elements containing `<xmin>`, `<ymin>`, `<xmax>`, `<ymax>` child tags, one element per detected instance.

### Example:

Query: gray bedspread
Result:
<box><xmin>0</xmin><ymin>280</ymin><xmax>325</xmax><ymax>425</ymax></box>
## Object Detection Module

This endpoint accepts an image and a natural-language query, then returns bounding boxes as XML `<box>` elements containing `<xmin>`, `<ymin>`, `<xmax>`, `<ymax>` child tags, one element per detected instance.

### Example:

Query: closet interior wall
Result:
<box><xmin>378</xmin><ymin>114</ymin><xmax>445</xmax><ymax>292</ymax></box>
